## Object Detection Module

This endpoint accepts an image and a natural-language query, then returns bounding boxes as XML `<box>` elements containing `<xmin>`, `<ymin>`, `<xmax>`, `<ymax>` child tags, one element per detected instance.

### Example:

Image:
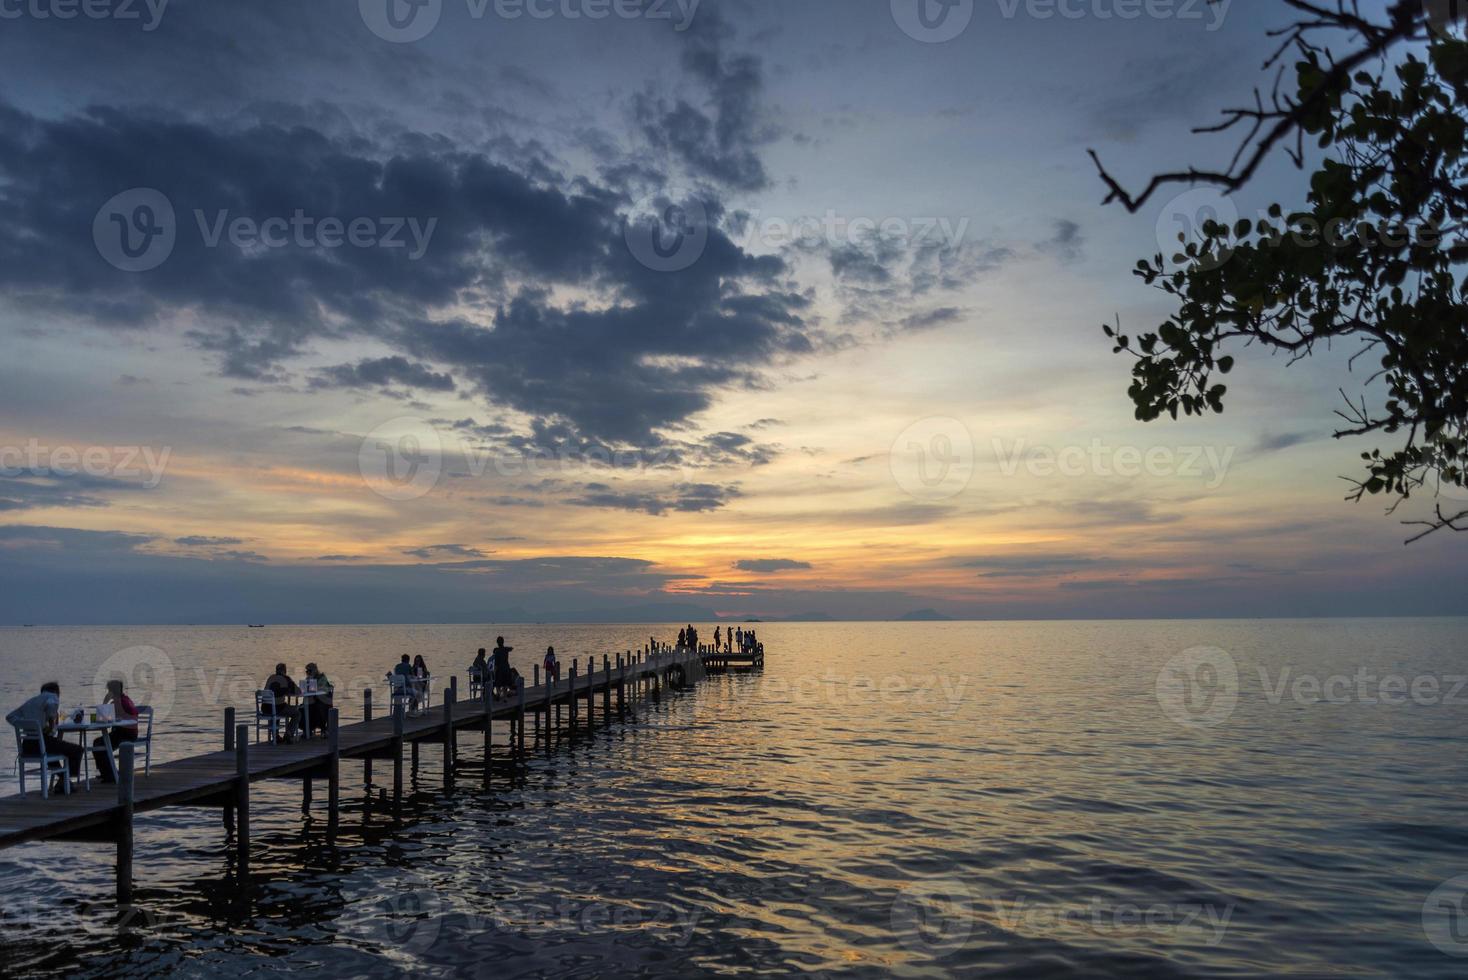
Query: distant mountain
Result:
<box><xmin>896</xmin><ymin>608</ymin><xmax>952</xmax><ymax>622</ymax></box>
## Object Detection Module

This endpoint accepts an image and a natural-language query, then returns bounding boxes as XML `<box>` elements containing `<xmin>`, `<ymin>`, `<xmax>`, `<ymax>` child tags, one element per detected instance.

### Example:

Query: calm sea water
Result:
<box><xmin>0</xmin><ymin>620</ymin><xmax>1466</xmax><ymax>977</ymax></box>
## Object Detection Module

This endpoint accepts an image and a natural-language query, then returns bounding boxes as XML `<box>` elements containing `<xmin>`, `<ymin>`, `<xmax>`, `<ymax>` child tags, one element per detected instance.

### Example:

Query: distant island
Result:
<box><xmin>896</xmin><ymin>609</ymin><xmax>953</xmax><ymax>622</ymax></box>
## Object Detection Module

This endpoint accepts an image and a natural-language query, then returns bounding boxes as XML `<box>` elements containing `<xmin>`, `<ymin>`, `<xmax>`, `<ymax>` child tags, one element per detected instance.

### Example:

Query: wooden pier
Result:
<box><xmin>0</xmin><ymin>644</ymin><xmax>755</xmax><ymax>901</ymax></box>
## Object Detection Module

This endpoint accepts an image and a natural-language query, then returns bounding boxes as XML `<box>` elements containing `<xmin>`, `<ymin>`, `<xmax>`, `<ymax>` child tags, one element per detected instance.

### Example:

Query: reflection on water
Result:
<box><xmin>1</xmin><ymin>620</ymin><xmax>1466</xmax><ymax>977</ymax></box>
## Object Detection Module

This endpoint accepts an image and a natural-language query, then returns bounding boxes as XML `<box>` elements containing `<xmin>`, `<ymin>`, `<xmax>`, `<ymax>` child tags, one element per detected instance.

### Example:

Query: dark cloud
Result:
<box><xmin>899</xmin><ymin>307</ymin><xmax>966</xmax><ymax>332</ymax></box>
<box><xmin>0</xmin><ymin>470</ymin><xmax>146</xmax><ymax>512</ymax></box>
<box><xmin>632</xmin><ymin>13</ymin><xmax>778</xmax><ymax>191</ymax></box>
<box><xmin>0</xmin><ymin>97</ymin><xmax>813</xmax><ymax>443</ymax></box>
<box><xmin>1254</xmin><ymin>432</ymin><xmax>1315</xmax><ymax>454</ymax></box>
<box><xmin>801</xmin><ymin>224</ymin><xmax>1012</xmax><ymax>326</ymax></box>
<box><xmin>404</xmin><ymin>543</ymin><xmax>488</xmax><ymax>559</ymax></box>
<box><xmin>0</xmin><ymin>524</ymin><xmax>153</xmax><ymax>550</ymax></box>
<box><xmin>175</xmin><ymin>535</ymin><xmax>244</xmax><ymax>546</ymax></box>
<box><xmin>214</xmin><ymin>549</ymin><xmax>269</xmax><ymax>562</ymax></box>
<box><xmin>568</xmin><ymin>482</ymin><xmax>741</xmax><ymax>516</ymax></box>
<box><xmin>1036</xmin><ymin>219</ymin><xmax>1085</xmax><ymax>264</ymax></box>
<box><xmin>733</xmin><ymin>558</ymin><xmax>812</xmax><ymax>572</ymax></box>
<box><xmin>311</xmin><ymin>356</ymin><xmax>455</xmax><ymax>393</ymax></box>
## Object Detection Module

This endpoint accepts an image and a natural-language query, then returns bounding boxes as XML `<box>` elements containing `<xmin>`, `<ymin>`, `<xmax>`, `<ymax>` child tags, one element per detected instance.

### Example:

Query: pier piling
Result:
<box><xmin>234</xmin><ymin>723</ymin><xmax>250</xmax><ymax>877</ymax></box>
<box><xmin>116</xmin><ymin>743</ymin><xmax>135</xmax><ymax>903</ymax></box>
<box><xmin>363</xmin><ymin>690</ymin><xmax>373</xmax><ymax>786</ymax></box>
<box><xmin>327</xmin><ymin>708</ymin><xmax>340</xmax><ymax>831</ymax></box>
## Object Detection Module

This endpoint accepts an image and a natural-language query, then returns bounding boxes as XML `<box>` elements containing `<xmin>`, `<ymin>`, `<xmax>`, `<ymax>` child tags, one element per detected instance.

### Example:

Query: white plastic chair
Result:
<box><xmin>387</xmin><ymin>673</ymin><xmax>415</xmax><ymax>717</ymax></box>
<box><xmin>12</xmin><ymin>720</ymin><xmax>71</xmax><ymax>798</ymax></box>
<box><xmin>134</xmin><ymin>706</ymin><xmax>154</xmax><ymax>775</ymax></box>
<box><xmin>255</xmin><ymin>690</ymin><xmax>281</xmax><ymax>743</ymax></box>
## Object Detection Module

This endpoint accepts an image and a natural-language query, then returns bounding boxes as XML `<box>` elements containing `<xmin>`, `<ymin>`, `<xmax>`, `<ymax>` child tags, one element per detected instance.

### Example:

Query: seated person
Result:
<box><xmin>6</xmin><ymin>681</ymin><xmax>82</xmax><ymax>793</ymax></box>
<box><xmin>393</xmin><ymin>654</ymin><xmax>419</xmax><ymax>711</ymax></box>
<box><xmin>263</xmin><ymin>663</ymin><xmax>301</xmax><ymax>741</ymax></box>
<box><xmin>411</xmin><ymin>655</ymin><xmax>431</xmax><ymax>703</ymax></box>
<box><xmin>300</xmin><ymin>662</ymin><xmax>334</xmax><ymax>736</ymax></box>
<box><xmin>469</xmin><ymin>648</ymin><xmax>488</xmax><ymax>685</ymax></box>
<box><xmin>92</xmin><ymin>679</ymin><xmax>140</xmax><ymax>783</ymax></box>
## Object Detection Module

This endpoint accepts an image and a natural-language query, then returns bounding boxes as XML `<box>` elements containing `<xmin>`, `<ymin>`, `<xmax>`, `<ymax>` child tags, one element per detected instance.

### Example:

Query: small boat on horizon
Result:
<box><xmin>247</xmin><ymin>624</ymin><xmax>266</xmax><ymax>628</ymax></box>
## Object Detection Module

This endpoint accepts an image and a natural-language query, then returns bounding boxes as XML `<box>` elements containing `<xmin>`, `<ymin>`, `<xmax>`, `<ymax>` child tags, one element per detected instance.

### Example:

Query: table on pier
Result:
<box><xmin>57</xmin><ymin>717</ymin><xmax>136</xmax><ymax>791</ymax></box>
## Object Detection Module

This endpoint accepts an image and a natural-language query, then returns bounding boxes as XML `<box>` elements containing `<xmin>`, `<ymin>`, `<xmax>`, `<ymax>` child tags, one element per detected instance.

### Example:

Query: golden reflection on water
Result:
<box><xmin>0</xmin><ymin>619</ymin><xmax>1465</xmax><ymax>977</ymax></box>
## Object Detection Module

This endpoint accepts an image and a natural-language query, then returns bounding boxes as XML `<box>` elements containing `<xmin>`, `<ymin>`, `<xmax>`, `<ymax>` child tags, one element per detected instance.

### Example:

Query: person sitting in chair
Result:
<box><xmin>6</xmin><ymin>682</ymin><xmax>82</xmax><ymax>794</ymax></box>
<box><xmin>92</xmin><ymin>679</ymin><xmax>140</xmax><ymax>783</ymax></box>
<box><xmin>263</xmin><ymin>664</ymin><xmax>301</xmax><ymax>742</ymax></box>
<box><xmin>300</xmin><ymin>662</ymin><xmax>334</xmax><ymax>736</ymax></box>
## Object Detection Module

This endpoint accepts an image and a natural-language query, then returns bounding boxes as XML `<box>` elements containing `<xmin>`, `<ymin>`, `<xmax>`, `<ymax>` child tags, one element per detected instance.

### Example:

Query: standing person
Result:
<box><xmin>6</xmin><ymin>682</ymin><xmax>81</xmax><ymax>793</ymax></box>
<box><xmin>735</xmin><ymin>627</ymin><xmax>743</xmax><ymax>650</ymax></box>
<box><xmin>677</xmin><ymin>628</ymin><xmax>686</xmax><ymax>650</ymax></box>
<box><xmin>543</xmin><ymin>645</ymin><xmax>560</xmax><ymax>684</ymax></box>
<box><xmin>714</xmin><ymin>626</ymin><xmax>721</xmax><ymax>652</ymax></box>
<box><xmin>264</xmin><ymin>663</ymin><xmax>301</xmax><ymax>741</ymax></box>
<box><xmin>491</xmin><ymin>636</ymin><xmax>514</xmax><ymax>699</ymax></box>
<box><xmin>92</xmin><ymin>679</ymin><xmax>140</xmax><ymax>783</ymax></box>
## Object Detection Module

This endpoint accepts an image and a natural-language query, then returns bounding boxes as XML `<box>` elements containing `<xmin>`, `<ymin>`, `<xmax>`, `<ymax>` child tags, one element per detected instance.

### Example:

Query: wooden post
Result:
<box><xmin>327</xmin><ymin>708</ymin><xmax>340</xmax><ymax>832</ymax></box>
<box><xmin>482</xmin><ymin>665</ymin><xmax>493</xmax><ymax>778</ymax></box>
<box><xmin>569</xmin><ymin>663</ymin><xmax>578</xmax><ymax>728</ymax></box>
<box><xmin>618</xmin><ymin>653</ymin><xmax>627</xmax><ymax>715</ymax></box>
<box><xmin>234</xmin><ymin>723</ymin><xmax>250</xmax><ymax>877</ymax></box>
<box><xmin>444</xmin><ymin>676</ymin><xmax>456</xmax><ymax>788</ymax></box>
<box><xmin>602</xmin><ymin>654</ymin><xmax>611</xmax><ymax>721</ymax></box>
<box><xmin>363</xmin><ymin>689</ymin><xmax>373</xmax><ymax>786</ymax></box>
<box><xmin>223</xmin><ymin>708</ymin><xmax>236</xmax><ymax>830</ymax></box>
<box><xmin>578</xmin><ymin>657</ymin><xmax>590</xmax><ymax>727</ymax></box>
<box><xmin>516</xmin><ymin>677</ymin><xmax>526</xmax><ymax>755</ymax></box>
<box><xmin>531</xmin><ymin>664</ymin><xmax>541</xmax><ymax>739</ymax></box>
<box><xmin>116</xmin><ymin>742</ymin><xmax>135</xmax><ymax>903</ymax></box>
<box><xmin>392</xmin><ymin>701</ymin><xmax>404</xmax><ymax>798</ymax></box>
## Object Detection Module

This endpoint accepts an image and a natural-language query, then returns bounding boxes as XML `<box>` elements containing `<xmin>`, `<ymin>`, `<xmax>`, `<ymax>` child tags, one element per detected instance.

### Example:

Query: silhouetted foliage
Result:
<box><xmin>1092</xmin><ymin>1</ymin><xmax>1468</xmax><ymax>541</ymax></box>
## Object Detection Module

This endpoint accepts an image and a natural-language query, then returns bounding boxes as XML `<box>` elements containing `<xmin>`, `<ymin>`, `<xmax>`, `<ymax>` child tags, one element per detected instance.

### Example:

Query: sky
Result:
<box><xmin>0</xmin><ymin>0</ymin><xmax>1463</xmax><ymax>624</ymax></box>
